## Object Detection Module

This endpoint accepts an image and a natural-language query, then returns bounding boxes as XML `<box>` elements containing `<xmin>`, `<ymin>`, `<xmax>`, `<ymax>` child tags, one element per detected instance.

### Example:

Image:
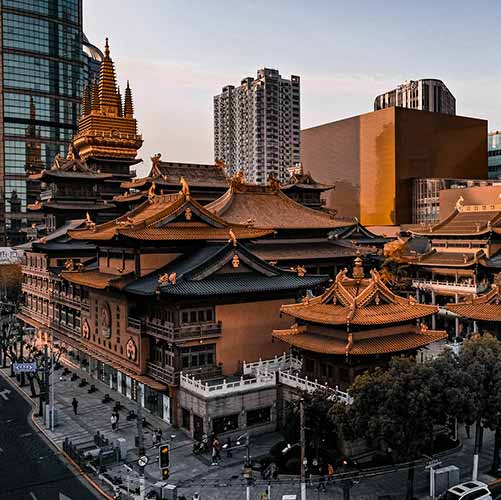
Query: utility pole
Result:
<box><xmin>50</xmin><ymin>343</ymin><xmax>55</xmax><ymax>431</ymax></box>
<box><xmin>136</xmin><ymin>382</ymin><xmax>145</xmax><ymax>500</ymax></box>
<box><xmin>300</xmin><ymin>397</ymin><xmax>306</xmax><ymax>500</ymax></box>
<box><xmin>43</xmin><ymin>344</ymin><xmax>49</xmax><ymax>419</ymax></box>
<box><xmin>473</xmin><ymin>420</ymin><xmax>482</xmax><ymax>480</ymax></box>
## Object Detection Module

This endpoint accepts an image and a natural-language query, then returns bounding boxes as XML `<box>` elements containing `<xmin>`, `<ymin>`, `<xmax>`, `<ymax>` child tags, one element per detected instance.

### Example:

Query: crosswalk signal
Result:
<box><xmin>159</xmin><ymin>443</ymin><xmax>170</xmax><ymax>469</ymax></box>
<box><xmin>161</xmin><ymin>467</ymin><xmax>170</xmax><ymax>479</ymax></box>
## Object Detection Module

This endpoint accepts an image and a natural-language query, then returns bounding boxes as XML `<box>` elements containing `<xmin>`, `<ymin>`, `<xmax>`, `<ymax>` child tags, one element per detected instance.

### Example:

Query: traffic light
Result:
<box><xmin>161</xmin><ymin>467</ymin><xmax>170</xmax><ymax>479</ymax></box>
<box><xmin>159</xmin><ymin>443</ymin><xmax>170</xmax><ymax>469</ymax></box>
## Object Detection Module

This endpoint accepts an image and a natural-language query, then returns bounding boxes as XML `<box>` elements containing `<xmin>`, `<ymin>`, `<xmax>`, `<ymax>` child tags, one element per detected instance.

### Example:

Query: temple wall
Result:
<box><xmin>216</xmin><ymin>298</ymin><xmax>294</xmax><ymax>375</ymax></box>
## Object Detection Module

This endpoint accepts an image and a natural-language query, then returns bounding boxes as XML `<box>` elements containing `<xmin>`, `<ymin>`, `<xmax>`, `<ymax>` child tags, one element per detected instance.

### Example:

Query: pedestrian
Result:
<box><xmin>327</xmin><ymin>463</ymin><xmax>334</xmax><ymax>483</ymax></box>
<box><xmin>71</xmin><ymin>397</ymin><xmax>78</xmax><ymax>415</ymax></box>
<box><xmin>317</xmin><ymin>465</ymin><xmax>327</xmax><ymax>492</ymax></box>
<box><xmin>111</xmin><ymin>413</ymin><xmax>117</xmax><ymax>431</ymax></box>
<box><xmin>225</xmin><ymin>437</ymin><xmax>232</xmax><ymax>458</ymax></box>
<box><xmin>155</xmin><ymin>428</ymin><xmax>163</xmax><ymax>446</ymax></box>
<box><xmin>211</xmin><ymin>436</ymin><xmax>221</xmax><ymax>465</ymax></box>
<box><xmin>114</xmin><ymin>410</ymin><xmax>120</xmax><ymax>430</ymax></box>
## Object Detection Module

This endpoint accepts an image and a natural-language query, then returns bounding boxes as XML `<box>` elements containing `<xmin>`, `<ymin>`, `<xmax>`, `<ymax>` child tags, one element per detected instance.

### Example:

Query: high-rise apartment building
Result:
<box><xmin>374</xmin><ymin>79</ymin><xmax>456</xmax><ymax>115</ymax></box>
<box><xmin>214</xmin><ymin>68</ymin><xmax>300</xmax><ymax>184</ymax></box>
<box><xmin>0</xmin><ymin>0</ymin><xmax>94</xmax><ymax>245</ymax></box>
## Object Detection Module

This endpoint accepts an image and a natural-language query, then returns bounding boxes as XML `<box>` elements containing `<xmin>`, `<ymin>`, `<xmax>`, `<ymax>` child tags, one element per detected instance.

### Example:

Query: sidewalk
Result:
<box><xmin>2</xmin><ymin>357</ymin><xmax>498</xmax><ymax>499</ymax></box>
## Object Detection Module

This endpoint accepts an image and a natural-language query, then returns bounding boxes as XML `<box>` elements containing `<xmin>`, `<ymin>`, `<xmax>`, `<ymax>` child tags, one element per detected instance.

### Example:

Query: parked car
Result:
<box><xmin>439</xmin><ymin>480</ymin><xmax>492</xmax><ymax>500</ymax></box>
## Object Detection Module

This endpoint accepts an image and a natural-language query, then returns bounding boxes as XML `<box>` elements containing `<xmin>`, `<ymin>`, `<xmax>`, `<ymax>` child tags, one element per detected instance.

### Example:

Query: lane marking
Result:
<box><xmin>0</xmin><ymin>389</ymin><xmax>10</xmax><ymax>401</ymax></box>
<box><xmin>30</xmin><ymin>493</ymin><xmax>39</xmax><ymax>500</ymax></box>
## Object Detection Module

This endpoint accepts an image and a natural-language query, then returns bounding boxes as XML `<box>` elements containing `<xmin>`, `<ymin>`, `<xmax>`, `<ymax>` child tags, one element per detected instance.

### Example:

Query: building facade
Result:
<box><xmin>301</xmin><ymin>107</ymin><xmax>487</xmax><ymax>226</ymax></box>
<box><xmin>488</xmin><ymin>131</ymin><xmax>501</xmax><ymax>180</ymax></box>
<box><xmin>374</xmin><ymin>79</ymin><xmax>456</xmax><ymax>115</ymax></box>
<box><xmin>0</xmin><ymin>0</ymin><xmax>103</xmax><ymax>245</ymax></box>
<box><xmin>412</xmin><ymin>178</ymin><xmax>499</xmax><ymax>225</ymax></box>
<box><xmin>214</xmin><ymin>68</ymin><xmax>300</xmax><ymax>184</ymax></box>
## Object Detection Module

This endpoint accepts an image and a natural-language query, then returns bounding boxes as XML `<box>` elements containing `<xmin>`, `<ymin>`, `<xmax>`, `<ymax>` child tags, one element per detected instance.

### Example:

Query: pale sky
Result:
<box><xmin>84</xmin><ymin>0</ymin><xmax>501</xmax><ymax>177</ymax></box>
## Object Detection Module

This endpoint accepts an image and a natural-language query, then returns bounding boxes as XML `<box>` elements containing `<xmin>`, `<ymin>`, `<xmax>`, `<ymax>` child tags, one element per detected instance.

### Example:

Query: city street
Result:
<box><xmin>0</xmin><ymin>372</ymin><xmax>98</xmax><ymax>500</ymax></box>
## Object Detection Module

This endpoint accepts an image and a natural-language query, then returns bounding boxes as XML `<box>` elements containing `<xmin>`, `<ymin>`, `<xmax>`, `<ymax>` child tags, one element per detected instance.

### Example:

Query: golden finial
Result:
<box><xmin>148</xmin><ymin>182</ymin><xmax>156</xmax><ymax>201</ymax></box>
<box><xmin>179</xmin><ymin>176</ymin><xmax>190</xmax><ymax>196</ymax></box>
<box><xmin>352</xmin><ymin>252</ymin><xmax>365</xmax><ymax>280</ymax></box>
<box><xmin>104</xmin><ymin>37</ymin><xmax>110</xmax><ymax>58</ymax></box>
<box><xmin>151</xmin><ymin>153</ymin><xmax>162</xmax><ymax>170</ymax></box>
<box><xmin>232</xmin><ymin>254</ymin><xmax>240</xmax><ymax>268</ymax></box>
<box><xmin>228</xmin><ymin>229</ymin><xmax>237</xmax><ymax>247</ymax></box>
<box><xmin>85</xmin><ymin>212</ymin><xmax>92</xmax><ymax>225</ymax></box>
<box><xmin>66</xmin><ymin>143</ymin><xmax>75</xmax><ymax>160</ymax></box>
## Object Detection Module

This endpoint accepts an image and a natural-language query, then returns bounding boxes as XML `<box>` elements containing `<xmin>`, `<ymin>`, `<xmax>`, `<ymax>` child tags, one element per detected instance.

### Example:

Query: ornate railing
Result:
<box><xmin>243</xmin><ymin>352</ymin><xmax>302</xmax><ymax>375</ymax></box>
<box><xmin>146</xmin><ymin>362</ymin><xmax>175</xmax><ymax>386</ymax></box>
<box><xmin>412</xmin><ymin>279</ymin><xmax>488</xmax><ymax>294</ymax></box>
<box><xmin>278</xmin><ymin>370</ymin><xmax>353</xmax><ymax>404</ymax></box>
<box><xmin>180</xmin><ymin>371</ymin><xmax>275</xmax><ymax>398</ymax></box>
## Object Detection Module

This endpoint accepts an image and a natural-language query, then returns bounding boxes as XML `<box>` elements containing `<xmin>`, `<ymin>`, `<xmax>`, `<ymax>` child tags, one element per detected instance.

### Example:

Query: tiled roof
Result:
<box><xmin>125</xmin><ymin>242</ymin><xmax>329</xmax><ymax>297</ymax></box>
<box><xmin>403</xmin><ymin>250</ymin><xmax>482</xmax><ymax>268</ymax></box>
<box><xmin>113</xmin><ymin>191</ymin><xmax>148</xmax><ymax>203</ymax></box>
<box><xmin>121</xmin><ymin>161</ymin><xmax>229</xmax><ymax>189</ymax></box>
<box><xmin>250</xmin><ymin>241</ymin><xmax>359</xmax><ymax>261</ymax></box>
<box><xmin>273</xmin><ymin>327</ymin><xmax>446</xmax><ymax>355</ymax></box>
<box><xmin>282</xmin><ymin>171</ymin><xmax>335</xmax><ymax>192</ymax></box>
<box><xmin>447</xmin><ymin>284</ymin><xmax>501</xmax><ymax>321</ymax></box>
<box><xmin>206</xmin><ymin>182</ymin><xmax>348</xmax><ymax>230</ymax></box>
<box><xmin>62</xmin><ymin>270</ymin><xmax>130</xmax><ymax>289</ymax></box>
<box><xmin>68</xmin><ymin>191</ymin><xmax>273</xmax><ymax>242</ymax></box>
<box><xmin>281</xmin><ymin>263</ymin><xmax>437</xmax><ymax>326</ymax></box>
<box><xmin>409</xmin><ymin>203</ymin><xmax>501</xmax><ymax>236</ymax></box>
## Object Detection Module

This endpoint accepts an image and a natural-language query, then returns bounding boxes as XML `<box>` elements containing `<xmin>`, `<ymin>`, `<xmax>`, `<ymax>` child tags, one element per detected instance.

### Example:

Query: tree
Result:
<box><xmin>342</xmin><ymin>358</ymin><xmax>451</xmax><ymax>500</ymax></box>
<box><xmin>456</xmin><ymin>334</ymin><xmax>501</xmax><ymax>475</ymax></box>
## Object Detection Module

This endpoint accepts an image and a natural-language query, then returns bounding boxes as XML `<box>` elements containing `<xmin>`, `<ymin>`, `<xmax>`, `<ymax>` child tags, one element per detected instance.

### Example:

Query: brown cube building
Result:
<box><xmin>301</xmin><ymin>107</ymin><xmax>487</xmax><ymax>225</ymax></box>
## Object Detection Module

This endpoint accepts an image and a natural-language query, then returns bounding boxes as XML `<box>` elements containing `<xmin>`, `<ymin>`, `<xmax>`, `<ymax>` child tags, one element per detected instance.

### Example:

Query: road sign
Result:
<box><xmin>137</xmin><ymin>455</ymin><xmax>148</xmax><ymax>467</ymax></box>
<box><xmin>13</xmin><ymin>362</ymin><xmax>37</xmax><ymax>374</ymax></box>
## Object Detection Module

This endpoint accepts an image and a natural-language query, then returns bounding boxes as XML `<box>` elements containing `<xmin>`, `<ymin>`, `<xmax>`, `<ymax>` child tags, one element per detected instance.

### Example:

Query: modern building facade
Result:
<box><xmin>412</xmin><ymin>178</ymin><xmax>500</xmax><ymax>224</ymax></box>
<box><xmin>488</xmin><ymin>131</ymin><xmax>501</xmax><ymax>180</ymax></box>
<box><xmin>214</xmin><ymin>68</ymin><xmax>300</xmax><ymax>184</ymax></box>
<box><xmin>374</xmin><ymin>79</ymin><xmax>456</xmax><ymax>115</ymax></box>
<box><xmin>0</xmin><ymin>0</ymin><xmax>103</xmax><ymax>245</ymax></box>
<box><xmin>301</xmin><ymin>107</ymin><xmax>487</xmax><ymax>226</ymax></box>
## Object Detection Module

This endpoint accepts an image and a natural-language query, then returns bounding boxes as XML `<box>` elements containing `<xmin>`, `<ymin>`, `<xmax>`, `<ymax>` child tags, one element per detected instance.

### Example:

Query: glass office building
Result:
<box><xmin>0</xmin><ymin>0</ymin><xmax>85</xmax><ymax>244</ymax></box>
<box><xmin>488</xmin><ymin>131</ymin><xmax>501</xmax><ymax>180</ymax></box>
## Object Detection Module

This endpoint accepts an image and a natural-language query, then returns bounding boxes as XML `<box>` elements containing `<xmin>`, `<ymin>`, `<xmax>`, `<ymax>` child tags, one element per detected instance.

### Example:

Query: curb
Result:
<box><xmin>0</xmin><ymin>368</ymin><xmax>113</xmax><ymax>500</ymax></box>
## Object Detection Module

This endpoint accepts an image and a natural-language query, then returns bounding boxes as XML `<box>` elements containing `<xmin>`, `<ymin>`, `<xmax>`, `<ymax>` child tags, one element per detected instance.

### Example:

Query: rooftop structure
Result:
<box><xmin>374</xmin><ymin>79</ymin><xmax>456</xmax><ymax>115</ymax></box>
<box><xmin>273</xmin><ymin>257</ymin><xmax>446</xmax><ymax>388</ymax></box>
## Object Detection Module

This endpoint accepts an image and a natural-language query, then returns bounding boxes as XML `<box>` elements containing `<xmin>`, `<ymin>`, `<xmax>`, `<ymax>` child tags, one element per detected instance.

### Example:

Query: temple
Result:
<box><xmin>400</xmin><ymin>199</ymin><xmax>501</xmax><ymax>335</ymax></box>
<box><xmin>281</xmin><ymin>166</ymin><xmax>335</xmax><ymax>211</ymax></box>
<box><xmin>273</xmin><ymin>256</ymin><xmax>447</xmax><ymax>389</ymax></box>
<box><xmin>20</xmin><ymin>181</ymin><xmax>329</xmax><ymax>426</ymax></box>
<box><xmin>116</xmin><ymin>155</ymin><xmax>229</xmax><ymax>209</ymax></box>
<box><xmin>25</xmin><ymin>39</ymin><xmax>143</xmax><ymax>233</ymax></box>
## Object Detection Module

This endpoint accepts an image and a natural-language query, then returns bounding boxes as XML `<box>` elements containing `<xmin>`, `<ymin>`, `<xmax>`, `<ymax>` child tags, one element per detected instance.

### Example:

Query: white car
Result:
<box><xmin>441</xmin><ymin>480</ymin><xmax>492</xmax><ymax>500</ymax></box>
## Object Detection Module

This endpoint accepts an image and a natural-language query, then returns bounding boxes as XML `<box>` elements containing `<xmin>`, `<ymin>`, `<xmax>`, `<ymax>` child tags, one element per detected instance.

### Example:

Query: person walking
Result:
<box><xmin>327</xmin><ymin>463</ymin><xmax>335</xmax><ymax>483</ymax></box>
<box><xmin>225</xmin><ymin>437</ymin><xmax>232</xmax><ymax>458</ymax></box>
<box><xmin>111</xmin><ymin>413</ymin><xmax>117</xmax><ymax>431</ymax></box>
<box><xmin>114</xmin><ymin>410</ymin><xmax>120</xmax><ymax>430</ymax></box>
<box><xmin>155</xmin><ymin>428</ymin><xmax>163</xmax><ymax>446</ymax></box>
<box><xmin>71</xmin><ymin>397</ymin><xmax>78</xmax><ymax>415</ymax></box>
<box><xmin>317</xmin><ymin>465</ymin><xmax>327</xmax><ymax>492</ymax></box>
<box><xmin>211</xmin><ymin>436</ymin><xmax>221</xmax><ymax>465</ymax></box>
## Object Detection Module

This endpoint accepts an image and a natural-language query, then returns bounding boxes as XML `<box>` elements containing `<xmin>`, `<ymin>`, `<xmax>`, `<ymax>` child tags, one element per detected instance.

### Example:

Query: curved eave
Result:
<box><xmin>446</xmin><ymin>303</ymin><xmax>501</xmax><ymax>322</ymax></box>
<box><xmin>280</xmin><ymin>303</ymin><xmax>438</xmax><ymax>326</ymax></box>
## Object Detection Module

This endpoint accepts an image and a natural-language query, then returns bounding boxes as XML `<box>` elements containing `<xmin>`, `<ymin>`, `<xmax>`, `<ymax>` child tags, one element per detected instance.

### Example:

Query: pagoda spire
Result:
<box><xmin>124</xmin><ymin>80</ymin><xmax>134</xmax><ymax>118</ymax></box>
<box><xmin>81</xmin><ymin>84</ymin><xmax>91</xmax><ymax>116</ymax></box>
<box><xmin>116</xmin><ymin>86</ymin><xmax>123</xmax><ymax>117</ymax></box>
<box><xmin>98</xmin><ymin>37</ymin><xmax>119</xmax><ymax>115</ymax></box>
<box><xmin>91</xmin><ymin>78</ymin><xmax>100</xmax><ymax>111</ymax></box>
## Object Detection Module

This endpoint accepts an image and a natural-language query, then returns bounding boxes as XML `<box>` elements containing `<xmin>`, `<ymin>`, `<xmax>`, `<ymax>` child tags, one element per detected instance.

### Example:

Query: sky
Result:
<box><xmin>84</xmin><ymin>0</ymin><xmax>501</xmax><ymax>177</ymax></box>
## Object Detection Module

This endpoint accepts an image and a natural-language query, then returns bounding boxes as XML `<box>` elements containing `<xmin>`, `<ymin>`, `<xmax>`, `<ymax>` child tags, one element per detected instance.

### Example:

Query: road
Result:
<box><xmin>0</xmin><ymin>373</ymin><xmax>98</xmax><ymax>500</ymax></box>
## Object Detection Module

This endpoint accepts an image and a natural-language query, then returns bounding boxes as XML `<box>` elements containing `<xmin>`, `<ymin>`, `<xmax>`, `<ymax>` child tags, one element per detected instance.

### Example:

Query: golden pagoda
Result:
<box><xmin>73</xmin><ymin>38</ymin><xmax>142</xmax><ymax>161</ymax></box>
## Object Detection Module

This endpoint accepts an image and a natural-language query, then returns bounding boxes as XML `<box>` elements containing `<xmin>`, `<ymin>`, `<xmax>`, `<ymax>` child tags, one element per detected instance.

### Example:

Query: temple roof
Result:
<box><xmin>280</xmin><ymin>258</ymin><xmax>438</xmax><ymax>326</ymax></box>
<box><xmin>408</xmin><ymin>201</ymin><xmax>501</xmax><ymax>236</ymax></box>
<box><xmin>329</xmin><ymin>221</ymin><xmax>392</xmax><ymax>245</ymax></box>
<box><xmin>121</xmin><ymin>155</ymin><xmax>229</xmax><ymax>190</ymax></box>
<box><xmin>125</xmin><ymin>242</ymin><xmax>328</xmax><ymax>297</ymax></box>
<box><xmin>402</xmin><ymin>249</ymin><xmax>484</xmax><ymax>268</ymax></box>
<box><xmin>68</xmin><ymin>185</ymin><xmax>273</xmax><ymax>242</ymax></box>
<box><xmin>206</xmin><ymin>176</ymin><xmax>348</xmax><ymax>230</ymax></box>
<box><xmin>446</xmin><ymin>281</ymin><xmax>501</xmax><ymax>321</ymax></box>
<box><xmin>28</xmin><ymin>200</ymin><xmax>114</xmax><ymax>212</ymax></box>
<box><xmin>281</xmin><ymin>170</ymin><xmax>335</xmax><ymax>192</ymax></box>
<box><xmin>273</xmin><ymin>325</ymin><xmax>446</xmax><ymax>355</ymax></box>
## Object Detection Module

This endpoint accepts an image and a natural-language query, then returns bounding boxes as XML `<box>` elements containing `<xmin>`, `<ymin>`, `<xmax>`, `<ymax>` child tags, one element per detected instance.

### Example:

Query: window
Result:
<box><xmin>246</xmin><ymin>407</ymin><xmax>271</xmax><ymax>427</ymax></box>
<box><xmin>180</xmin><ymin>344</ymin><xmax>216</xmax><ymax>369</ymax></box>
<box><xmin>180</xmin><ymin>307</ymin><xmax>215</xmax><ymax>325</ymax></box>
<box><xmin>213</xmin><ymin>414</ymin><xmax>239</xmax><ymax>434</ymax></box>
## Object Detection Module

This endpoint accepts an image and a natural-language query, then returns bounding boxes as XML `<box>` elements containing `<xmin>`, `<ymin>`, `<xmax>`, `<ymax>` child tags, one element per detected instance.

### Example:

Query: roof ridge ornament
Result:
<box><xmin>455</xmin><ymin>195</ymin><xmax>464</xmax><ymax>212</ymax></box>
<box><xmin>179</xmin><ymin>176</ymin><xmax>190</xmax><ymax>197</ymax></box>
<box><xmin>267</xmin><ymin>173</ymin><xmax>281</xmax><ymax>191</ymax></box>
<box><xmin>148</xmin><ymin>182</ymin><xmax>156</xmax><ymax>203</ymax></box>
<box><xmin>352</xmin><ymin>252</ymin><xmax>364</xmax><ymax>280</ymax></box>
<box><xmin>228</xmin><ymin>228</ymin><xmax>237</xmax><ymax>247</ymax></box>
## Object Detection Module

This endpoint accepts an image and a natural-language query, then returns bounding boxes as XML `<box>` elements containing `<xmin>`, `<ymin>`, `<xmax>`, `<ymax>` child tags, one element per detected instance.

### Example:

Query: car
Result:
<box><xmin>439</xmin><ymin>480</ymin><xmax>492</xmax><ymax>500</ymax></box>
